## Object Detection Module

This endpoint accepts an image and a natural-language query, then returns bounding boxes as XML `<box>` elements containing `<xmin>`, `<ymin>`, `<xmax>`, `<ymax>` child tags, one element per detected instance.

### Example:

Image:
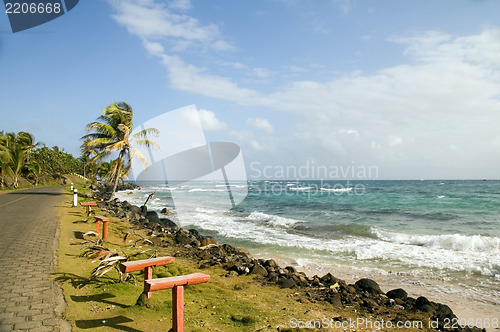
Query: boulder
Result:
<box><xmin>175</xmin><ymin>229</ymin><xmax>197</xmax><ymax>245</ymax></box>
<box><xmin>277</xmin><ymin>277</ymin><xmax>296</xmax><ymax>289</ymax></box>
<box><xmin>146</xmin><ymin>211</ymin><xmax>161</xmax><ymax>224</ymax></box>
<box><xmin>249</xmin><ymin>263</ymin><xmax>268</xmax><ymax>277</ymax></box>
<box><xmin>325</xmin><ymin>292</ymin><xmax>342</xmax><ymax>306</ymax></box>
<box><xmin>201</xmin><ymin>237</ymin><xmax>218</xmax><ymax>247</ymax></box>
<box><xmin>264</xmin><ymin>259</ymin><xmax>278</xmax><ymax>268</ymax></box>
<box><xmin>386</xmin><ymin>288</ymin><xmax>408</xmax><ymax>300</ymax></box>
<box><xmin>160</xmin><ymin>207</ymin><xmax>172</xmax><ymax>215</ymax></box>
<box><xmin>355</xmin><ymin>278</ymin><xmax>383</xmax><ymax>294</ymax></box>
<box><xmin>159</xmin><ymin>218</ymin><xmax>178</xmax><ymax>231</ymax></box>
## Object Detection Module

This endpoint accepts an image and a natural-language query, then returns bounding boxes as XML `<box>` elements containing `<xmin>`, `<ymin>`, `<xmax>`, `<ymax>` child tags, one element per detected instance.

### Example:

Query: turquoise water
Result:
<box><xmin>116</xmin><ymin>180</ymin><xmax>500</xmax><ymax>301</ymax></box>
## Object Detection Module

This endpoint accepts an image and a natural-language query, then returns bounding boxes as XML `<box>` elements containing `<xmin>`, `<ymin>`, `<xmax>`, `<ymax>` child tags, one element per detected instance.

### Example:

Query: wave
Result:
<box><xmin>188</xmin><ymin>188</ymin><xmax>226</xmax><ymax>192</ymax></box>
<box><xmin>372</xmin><ymin>229</ymin><xmax>500</xmax><ymax>254</ymax></box>
<box><xmin>320</xmin><ymin>187</ymin><xmax>353</xmax><ymax>192</ymax></box>
<box><xmin>289</xmin><ymin>187</ymin><xmax>314</xmax><ymax>191</ymax></box>
<box><xmin>247</xmin><ymin>211</ymin><xmax>302</xmax><ymax>227</ymax></box>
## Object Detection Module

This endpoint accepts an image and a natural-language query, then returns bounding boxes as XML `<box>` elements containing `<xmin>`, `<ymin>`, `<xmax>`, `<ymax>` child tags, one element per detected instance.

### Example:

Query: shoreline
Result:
<box><xmin>94</xmin><ymin>185</ymin><xmax>489</xmax><ymax>331</ymax></box>
<box><xmin>267</xmin><ymin>256</ymin><xmax>499</xmax><ymax>330</ymax></box>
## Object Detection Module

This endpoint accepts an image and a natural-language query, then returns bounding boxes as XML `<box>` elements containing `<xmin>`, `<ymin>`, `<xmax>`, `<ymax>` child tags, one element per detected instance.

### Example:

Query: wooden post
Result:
<box><xmin>172</xmin><ymin>285</ymin><xmax>184</xmax><ymax>332</ymax></box>
<box><xmin>103</xmin><ymin>220</ymin><xmax>108</xmax><ymax>240</ymax></box>
<box><xmin>144</xmin><ymin>266</ymin><xmax>153</xmax><ymax>298</ymax></box>
<box><xmin>95</xmin><ymin>219</ymin><xmax>100</xmax><ymax>234</ymax></box>
<box><xmin>144</xmin><ymin>273</ymin><xmax>209</xmax><ymax>331</ymax></box>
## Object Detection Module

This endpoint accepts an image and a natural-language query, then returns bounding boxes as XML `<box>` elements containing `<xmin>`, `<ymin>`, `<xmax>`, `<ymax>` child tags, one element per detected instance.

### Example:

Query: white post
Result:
<box><xmin>73</xmin><ymin>189</ymin><xmax>78</xmax><ymax>207</ymax></box>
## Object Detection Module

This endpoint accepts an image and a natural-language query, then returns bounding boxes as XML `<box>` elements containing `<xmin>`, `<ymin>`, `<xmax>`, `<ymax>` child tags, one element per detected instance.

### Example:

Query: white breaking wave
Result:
<box><xmin>373</xmin><ymin>229</ymin><xmax>500</xmax><ymax>254</ymax></box>
<box><xmin>289</xmin><ymin>187</ymin><xmax>314</xmax><ymax>191</ymax></box>
<box><xmin>188</xmin><ymin>188</ymin><xmax>226</xmax><ymax>192</ymax></box>
<box><xmin>320</xmin><ymin>187</ymin><xmax>353</xmax><ymax>192</ymax></box>
<box><xmin>247</xmin><ymin>211</ymin><xmax>302</xmax><ymax>227</ymax></box>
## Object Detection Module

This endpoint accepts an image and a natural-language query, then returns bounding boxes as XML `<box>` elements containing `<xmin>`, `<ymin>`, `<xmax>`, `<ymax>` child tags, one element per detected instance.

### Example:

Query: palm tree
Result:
<box><xmin>8</xmin><ymin>144</ymin><xmax>26</xmax><ymax>188</ymax></box>
<box><xmin>0</xmin><ymin>132</ymin><xmax>8</xmax><ymax>188</ymax></box>
<box><xmin>28</xmin><ymin>161</ymin><xmax>41</xmax><ymax>186</ymax></box>
<box><xmin>16</xmin><ymin>131</ymin><xmax>38</xmax><ymax>159</ymax></box>
<box><xmin>82</xmin><ymin>102</ymin><xmax>159</xmax><ymax>200</ymax></box>
<box><xmin>80</xmin><ymin>138</ymin><xmax>99</xmax><ymax>182</ymax></box>
<box><xmin>96</xmin><ymin>161</ymin><xmax>112</xmax><ymax>182</ymax></box>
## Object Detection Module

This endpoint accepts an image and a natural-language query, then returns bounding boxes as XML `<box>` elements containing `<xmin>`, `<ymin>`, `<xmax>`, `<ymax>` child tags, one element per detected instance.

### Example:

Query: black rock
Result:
<box><xmin>325</xmin><ymin>292</ymin><xmax>342</xmax><ymax>306</ymax></box>
<box><xmin>433</xmin><ymin>303</ymin><xmax>454</xmax><ymax>321</ymax></box>
<box><xmin>159</xmin><ymin>218</ymin><xmax>179</xmax><ymax>231</ymax></box>
<box><xmin>355</xmin><ymin>278</ymin><xmax>383</xmax><ymax>294</ymax></box>
<box><xmin>250</xmin><ymin>263</ymin><xmax>268</xmax><ymax>277</ymax></box>
<box><xmin>386</xmin><ymin>288</ymin><xmax>408</xmax><ymax>300</ymax></box>
<box><xmin>264</xmin><ymin>259</ymin><xmax>278</xmax><ymax>268</ymax></box>
<box><xmin>415</xmin><ymin>296</ymin><xmax>431</xmax><ymax>307</ymax></box>
<box><xmin>277</xmin><ymin>277</ymin><xmax>296</xmax><ymax>289</ymax></box>
<box><xmin>146</xmin><ymin>211</ymin><xmax>161</xmax><ymax>224</ymax></box>
<box><xmin>189</xmin><ymin>228</ymin><xmax>201</xmax><ymax>239</ymax></box>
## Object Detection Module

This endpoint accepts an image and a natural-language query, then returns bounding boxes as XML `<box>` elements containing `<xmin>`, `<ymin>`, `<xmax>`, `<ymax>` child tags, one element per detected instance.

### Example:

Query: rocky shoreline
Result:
<box><xmin>90</xmin><ymin>184</ymin><xmax>484</xmax><ymax>332</ymax></box>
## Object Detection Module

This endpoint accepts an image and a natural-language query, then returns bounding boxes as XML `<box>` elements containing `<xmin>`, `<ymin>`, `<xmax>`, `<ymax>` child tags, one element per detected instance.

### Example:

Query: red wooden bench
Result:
<box><xmin>118</xmin><ymin>256</ymin><xmax>175</xmax><ymax>298</ymax></box>
<box><xmin>94</xmin><ymin>215</ymin><xmax>110</xmax><ymax>240</ymax></box>
<box><xmin>145</xmin><ymin>273</ymin><xmax>210</xmax><ymax>332</ymax></box>
<box><xmin>80</xmin><ymin>201</ymin><xmax>97</xmax><ymax>216</ymax></box>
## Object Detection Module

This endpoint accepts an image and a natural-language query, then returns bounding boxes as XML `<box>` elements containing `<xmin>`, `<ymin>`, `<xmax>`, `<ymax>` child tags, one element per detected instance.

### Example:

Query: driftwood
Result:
<box><xmin>143</xmin><ymin>191</ymin><xmax>156</xmax><ymax>206</ymax></box>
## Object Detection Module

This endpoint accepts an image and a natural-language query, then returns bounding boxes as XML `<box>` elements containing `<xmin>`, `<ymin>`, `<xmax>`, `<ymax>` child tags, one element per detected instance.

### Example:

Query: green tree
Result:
<box><xmin>82</xmin><ymin>102</ymin><xmax>159</xmax><ymax>200</ymax></box>
<box><xmin>96</xmin><ymin>161</ymin><xmax>112</xmax><ymax>182</ymax></box>
<box><xmin>27</xmin><ymin>161</ymin><xmax>41</xmax><ymax>186</ymax></box>
<box><xmin>31</xmin><ymin>146</ymin><xmax>83</xmax><ymax>179</ymax></box>
<box><xmin>0</xmin><ymin>132</ymin><xmax>9</xmax><ymax>188</ymax></box>
<box><xmin>0</xmin><ymin>131</ymin><xmax>39</xmax><ymax>188</ymax></box>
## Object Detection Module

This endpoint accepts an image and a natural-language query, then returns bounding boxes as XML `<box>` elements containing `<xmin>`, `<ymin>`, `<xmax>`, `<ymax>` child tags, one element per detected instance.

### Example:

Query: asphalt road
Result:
<box><xmin>0</xmin><ymin>186</ymin><xmax>70</xmax><ymax>331</ymax></box>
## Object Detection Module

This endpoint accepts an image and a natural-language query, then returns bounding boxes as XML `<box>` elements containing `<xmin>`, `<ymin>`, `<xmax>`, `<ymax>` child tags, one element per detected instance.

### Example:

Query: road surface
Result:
<box><xmin>0</xmin><ymin>186</ymin><xmax>70</xmax><ymax>331</ymax></box>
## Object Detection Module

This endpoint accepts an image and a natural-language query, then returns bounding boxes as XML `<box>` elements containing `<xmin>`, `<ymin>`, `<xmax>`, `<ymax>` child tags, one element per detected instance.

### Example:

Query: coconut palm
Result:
<box><xmin>82</xmin><ymin>102</ymin><xmax>159</xmax><ymax>200</ymax></box>
<box><xmin>96</xmin><ymin>161</ymin><xmax>112</xmax><ymax>182</ymax></box>
<box><xmin>8</xmin><ymin>144</ymin><xmax>26</xmax><ymax>188</ymax></box>
<box><xmin>0</xmin><ymin>132</ymin><xmax>8</xmax><ymax>188</ymax></box>
<box><xmin>80</xmin><ymin>138</ymin><xmax>99</xmax><ymax>182</ymax></box>
<box><xmin>28</xmin><ymin>162</ymin><xmax>41</xmax><ymax>186</ymax></box>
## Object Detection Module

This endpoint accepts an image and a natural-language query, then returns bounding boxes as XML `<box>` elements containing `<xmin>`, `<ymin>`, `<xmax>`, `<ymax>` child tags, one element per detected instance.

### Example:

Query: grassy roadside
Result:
<box><xmin>55</xmin><ymin>188</ymin><xmax>433</xmax><ymax>332</ymax></box>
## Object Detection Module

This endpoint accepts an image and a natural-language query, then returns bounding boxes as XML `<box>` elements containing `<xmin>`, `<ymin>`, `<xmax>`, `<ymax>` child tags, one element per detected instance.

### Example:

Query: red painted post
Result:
<box><xmin>95</xmin><ymin>219</ymin><xmax>100</xmax><ymax>234</ymax></box>
<box><xmin>172</xmin><ymin>285</ymin><xmax>184</xmax><ymax>332</ymax></box>
<box><xmin>144</xmin><ymin>266</ymin><xmax>153</xmax><ymax>298</ymax></box>
<box><xmin>103</xmin><ymin>220</ymin><xmax>108</xmax><ymax>240</ymax></box>
<box><xmin>80</xmin><ymin>202</ymin><xmax>97</xmax><ymax>216</ymax></box>
<box><xmin>144</xmin><ymin>273</ymin><xmax>209</xmax><ymax>331</ymax></box>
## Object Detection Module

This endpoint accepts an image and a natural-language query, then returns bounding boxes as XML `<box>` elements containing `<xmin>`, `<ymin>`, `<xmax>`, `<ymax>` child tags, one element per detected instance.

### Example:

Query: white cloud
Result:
<box><xmin>198</xmin><ymin>109</ymin><xmax>227</xmax><ymax>131</ymax></box>
<box><xmin>181</xmin><ymin>108</ymin><xmax>227</xmax><ymax>132</ymax></box>
<box><xmin>247</xmin><ymin>117</ymin><xmax>274</xmax><ymax>134</ymax></box>
<box><xmin>159</xmin><ymin>54</ymin><xmax>268</xmax><ymax>102</ymax></box>
<box><xmin>143</xmin><ymin>40</ymin><xmax>164</xmax><ymax>56</ymax></box>
<box><xmin>109</xmin><ymin>0</ymin><xmax>231</xmax><ymax>51</ymax></box>
<box><xmin>168</xmin><ymin>0</ymin><xmax>191</xmax><ymax>11</ymax></box>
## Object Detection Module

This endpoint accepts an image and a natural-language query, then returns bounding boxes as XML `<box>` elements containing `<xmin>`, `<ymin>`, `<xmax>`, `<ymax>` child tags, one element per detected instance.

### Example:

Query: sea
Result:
<box><xmin>116</xmin><ymin>180</ymin><xmax>500</xmax><ymax>321</ymax></box>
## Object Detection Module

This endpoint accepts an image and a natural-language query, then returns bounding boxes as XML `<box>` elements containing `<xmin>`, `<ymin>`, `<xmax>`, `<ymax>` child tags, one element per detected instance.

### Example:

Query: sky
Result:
<box><xmin>1</xmin><ymin>0</ymin><xmax>499</xmax><ymax>180</ymax></box>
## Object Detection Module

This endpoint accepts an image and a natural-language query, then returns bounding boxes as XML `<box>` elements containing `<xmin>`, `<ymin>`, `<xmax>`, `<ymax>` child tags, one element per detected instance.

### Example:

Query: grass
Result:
<box><xmin>55</xmin><ymin>187</ymin><xmax>434</xmax><ymax>331</ymax></box>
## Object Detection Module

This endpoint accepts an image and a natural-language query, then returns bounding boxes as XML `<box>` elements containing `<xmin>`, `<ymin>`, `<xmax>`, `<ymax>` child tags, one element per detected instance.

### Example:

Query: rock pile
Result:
<box><xmin>91</xmin><ymin>186</ymin><xmax>484</xmax><ymax>332</ymax></box>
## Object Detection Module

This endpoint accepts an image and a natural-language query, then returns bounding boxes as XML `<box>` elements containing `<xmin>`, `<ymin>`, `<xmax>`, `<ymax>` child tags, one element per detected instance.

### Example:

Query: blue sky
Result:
<box><xmin>1</xmin><ymin>0</ymin><xmax>499</xmax><ymax>179</ymax></box>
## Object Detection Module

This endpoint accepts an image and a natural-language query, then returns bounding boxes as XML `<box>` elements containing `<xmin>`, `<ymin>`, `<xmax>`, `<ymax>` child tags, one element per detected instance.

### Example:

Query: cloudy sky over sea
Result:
<box><xmin>1</xmin><ymin>0</ymin><xmax>499</xmax><ymax>179</ymax></box>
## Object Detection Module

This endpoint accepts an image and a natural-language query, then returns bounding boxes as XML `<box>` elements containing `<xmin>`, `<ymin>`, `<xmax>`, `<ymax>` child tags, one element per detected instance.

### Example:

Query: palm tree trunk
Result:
<box><xmin>107</xmin><ymin>153</ymin><xmax>124</xmax><ymax>202</ymax></box>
